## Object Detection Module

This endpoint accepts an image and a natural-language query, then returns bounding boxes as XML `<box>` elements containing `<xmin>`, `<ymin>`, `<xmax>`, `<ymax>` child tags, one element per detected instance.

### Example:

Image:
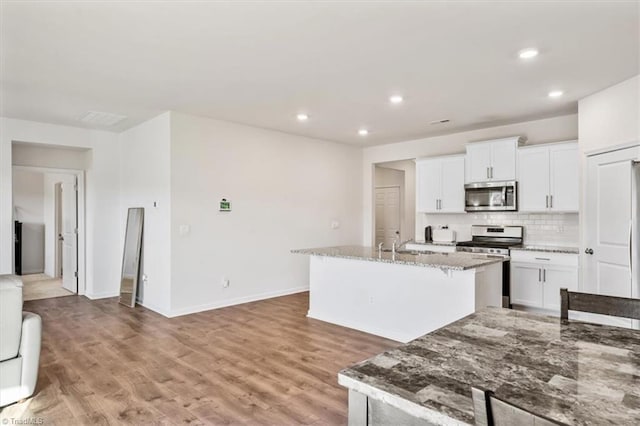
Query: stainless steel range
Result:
<box><xmin>456</xmin><ymin>225</ymin><xmax>523</xmax><ymax>256</ymax></box>
<box><xmin>456</xmin><ymin>225</ymin><xmax>523</xmax><ymax>308</ymax></box>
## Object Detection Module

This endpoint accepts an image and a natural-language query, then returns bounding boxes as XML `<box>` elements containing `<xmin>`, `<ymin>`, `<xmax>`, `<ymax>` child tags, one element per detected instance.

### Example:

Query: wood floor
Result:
<box><xmin>0</xmin><ymin>292</ymin><xmax>397</xmax><ymax>425</ymax></box>
<box><xmin>21</xmin><ymin>273</ymin><xmax>75</xmax><ymax>301</ymax></box>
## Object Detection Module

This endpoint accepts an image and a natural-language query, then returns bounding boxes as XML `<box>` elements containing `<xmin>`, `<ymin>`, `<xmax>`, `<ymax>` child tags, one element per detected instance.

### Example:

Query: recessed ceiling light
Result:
<box><xmin>296</xmin><ymin>113</ymin><xmax>309</xmax><ymax>121</ymax></box>
<box><xmin>518</xmin><ymin>48</ymin><xmax>539</xmax><ymax>59</ymax></box>
<box><xmin>358</xmin><ymin>129</ymin><xmax>369</xmax><ymax>136</ymax></box>
<box><xmin>548</xmin><ymin>90</ymin><xmax>564</xmax><ymax>98</ymax></box>
<box><xmin>389</xmin><ymin>95</ymin><xmax>404</xmax><ymax>104</ymax></box>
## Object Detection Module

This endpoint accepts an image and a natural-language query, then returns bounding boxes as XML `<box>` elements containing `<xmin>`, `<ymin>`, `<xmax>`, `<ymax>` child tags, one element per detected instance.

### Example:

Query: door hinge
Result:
<box><xmin>74</xmin><ymin>271</ymin><xmax>78</xmax><ymax>278</ymax></box>
<box><xmin>74</xmin><ymin>228</ymin><xmax>79</xmax><ymax>234</ymax></box>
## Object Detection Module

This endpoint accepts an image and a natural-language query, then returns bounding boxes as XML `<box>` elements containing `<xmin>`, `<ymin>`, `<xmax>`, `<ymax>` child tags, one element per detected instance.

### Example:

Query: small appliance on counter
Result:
<box><xmin>424</xmin><ymin>226</ymin><xmax>432</xmax><ymax>243</ymax></box>
<box><xmin>432</xmin><ymin>227</ymin><xmax>456</xmax><ymax>243</ymax></box>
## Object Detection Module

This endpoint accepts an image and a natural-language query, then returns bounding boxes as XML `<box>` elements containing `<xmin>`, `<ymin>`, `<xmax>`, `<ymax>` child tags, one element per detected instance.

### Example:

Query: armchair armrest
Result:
<box><xmin>19</xmin><ymin>312</ymin><xmax>42</xmax><ymax>395</ymax></box>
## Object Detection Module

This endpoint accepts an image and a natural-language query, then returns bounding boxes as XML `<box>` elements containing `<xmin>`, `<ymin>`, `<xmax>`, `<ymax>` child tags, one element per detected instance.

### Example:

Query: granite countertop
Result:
<box><xmin>339</xmin><ymin>308</ymin><xmax>640</xmax><ymax>425</ymax></box>
<box><xmin>408</xmin><ymin>241</ymin><xmax>458</xmax><ymax>247</ymax></box>
<box><xmin>291</xmin><ymin>246</ymin><xmax>506</xmax><ymax>271</ymax></box>
<box><xmin>510</xmin><ymin>245</ymin><xmax>579</xmax><ymax>254</ymax></box>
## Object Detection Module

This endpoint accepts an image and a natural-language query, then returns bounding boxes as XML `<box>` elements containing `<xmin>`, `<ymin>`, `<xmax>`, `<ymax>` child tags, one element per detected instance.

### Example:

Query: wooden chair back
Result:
<box><xmin>472</xmin><ymin>387</ymin><xmax>566</xmax><ymax>426</ymax></box>
<box><xmin>560</xmin><ymin>288</ymin><xmax>640</xmax><ymax>321</ymax></box>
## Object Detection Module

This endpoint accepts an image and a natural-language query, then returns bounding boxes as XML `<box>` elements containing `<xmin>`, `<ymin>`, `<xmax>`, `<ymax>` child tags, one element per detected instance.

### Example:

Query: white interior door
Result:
<box><xmin>585</xmin><ymin>146</ymin><xmax>640</xmax><ymax>327</ymax></box>
<box><xmin>61</xmin><ymin>176</ymin><xmax>78</xmax><ymax>293</ymax></box>
<box><xmin>375</xmin><ymin>186</ymin><xmax>401</xmax><ymax>248</ymax></box>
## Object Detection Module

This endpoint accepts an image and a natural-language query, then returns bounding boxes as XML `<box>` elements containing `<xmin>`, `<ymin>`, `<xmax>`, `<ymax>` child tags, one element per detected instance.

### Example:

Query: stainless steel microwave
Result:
<box><xmin>464</xmin><ymin>181</ymin><xmax>517</xmax><ymax>212</ymax></box>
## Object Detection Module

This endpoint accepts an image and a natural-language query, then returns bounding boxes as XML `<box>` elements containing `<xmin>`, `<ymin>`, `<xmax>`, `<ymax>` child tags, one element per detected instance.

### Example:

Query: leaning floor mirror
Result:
<box><xmin>119</xmin><ymin>207</ymin><xmax>144</xmax><ymax>307</ymax></box>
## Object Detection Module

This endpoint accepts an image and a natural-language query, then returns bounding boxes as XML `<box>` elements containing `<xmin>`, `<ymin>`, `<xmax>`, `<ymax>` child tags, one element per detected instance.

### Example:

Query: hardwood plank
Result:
<box><xmin>3</xmin><ymin>292</ymin><xmax>396</xmax><ymax>424</ymax></box>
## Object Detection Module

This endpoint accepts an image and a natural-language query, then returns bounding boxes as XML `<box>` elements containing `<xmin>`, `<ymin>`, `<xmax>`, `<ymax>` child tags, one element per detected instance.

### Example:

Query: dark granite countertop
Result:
<box><xmin>339</xmin><ymin>308</ymin><xmax>640</xmax><ymax>425</ymax></box>
<box><xmin>291</xmin><ymin>245</ymin><xmax>506</xmax><ymax>271</ymax></box>
<box><xmin>510</xmin><ymin>245</ymin><xmax>579</xmax><ymax>254</ymax></box>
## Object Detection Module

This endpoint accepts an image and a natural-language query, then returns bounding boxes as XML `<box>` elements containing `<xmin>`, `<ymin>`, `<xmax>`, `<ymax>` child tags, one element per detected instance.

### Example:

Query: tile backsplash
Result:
<box><xmin>417</xmin><ymin>212</ymin><xmax>579</xmax><ymax>246</ymax></box>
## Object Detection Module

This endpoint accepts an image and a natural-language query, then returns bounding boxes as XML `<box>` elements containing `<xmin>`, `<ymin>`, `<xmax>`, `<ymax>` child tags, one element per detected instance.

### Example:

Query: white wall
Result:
<box><xmin>12</xmin><ymin>169</ymin><xmax>45</xmax><ymax>274</ymax></box>
<box><xmin>0</xmin><ymin>117</ymin><xmax>121</xmax><ymax>298</ymax></box>
<box><xmin>362</xmin><ymin>114</ymin><xmax>579</xmax><ymax>245</ymax></box>
<box><xmin>12</xmin><ymin>169</ymin><xmax>44</xmax><ymax>224</ymax></box>
<box><xmin>169</xmin><ymin>112</ymin><xmax>362</xmax><ymax>316</ymax></box>
<box><xmin>118</xmin><ymin>112</ymin><xmax>172</xmax><ymax>315</ymax></box>
<box><xmin>578</xmin><ymin>75</ymin><xmax>639</xmax><ymax>154</ymax></box>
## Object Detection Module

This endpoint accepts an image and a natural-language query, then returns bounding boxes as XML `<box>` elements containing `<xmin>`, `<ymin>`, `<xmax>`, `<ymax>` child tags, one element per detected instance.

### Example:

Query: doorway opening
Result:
<box><xmin>12</xmin><ymin>166</ymin><xmax>84</xmax><ymax>301</ymax></box>
<box><xmin>373</xmin><ymin>159</ymin><xmax>416</xmax><ymax>248</ymax></box>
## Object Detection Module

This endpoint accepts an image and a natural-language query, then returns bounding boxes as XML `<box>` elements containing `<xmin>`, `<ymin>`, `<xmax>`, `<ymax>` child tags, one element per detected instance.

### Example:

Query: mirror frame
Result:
<box><xmin>118</xmin><ymin>207</ymin><xmax>144</xmax><ymax>307</ymax></box>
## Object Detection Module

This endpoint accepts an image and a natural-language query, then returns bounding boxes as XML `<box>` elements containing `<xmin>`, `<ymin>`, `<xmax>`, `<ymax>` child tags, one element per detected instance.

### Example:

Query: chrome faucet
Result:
<box><xmin>392</xmin><ymin>238</ymin><xmax>413</xmax><ymax>254</ymax></box>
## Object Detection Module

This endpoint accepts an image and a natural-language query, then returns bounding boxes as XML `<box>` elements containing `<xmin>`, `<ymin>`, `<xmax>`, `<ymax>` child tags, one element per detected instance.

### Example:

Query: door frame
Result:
<box><xmin>54</xmin><ymin>182</ymin><xmax>63</xmax><ymax>278</ymax></box>
<box><xmin>374</xmin><ymin>184</ymin><xmax>403</xmax><ymax>247</ymax></box>
<box><xmin>12</xmin><ymin>165</ymin><xmax>86</xmax><ymax>296</ymax></box>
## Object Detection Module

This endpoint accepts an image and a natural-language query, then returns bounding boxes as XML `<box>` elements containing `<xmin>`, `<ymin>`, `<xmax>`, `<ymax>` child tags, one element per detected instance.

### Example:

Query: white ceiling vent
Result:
<box><xmin>79</xmin><ymin>111</ymin><xmax>127</xmax><ymax>127</ymax></box>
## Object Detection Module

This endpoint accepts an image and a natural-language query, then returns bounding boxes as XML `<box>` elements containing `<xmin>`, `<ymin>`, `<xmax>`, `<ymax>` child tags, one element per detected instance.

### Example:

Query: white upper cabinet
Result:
<box><xmin>416</xmin><ymin>155</ymin><xmax>465</xmax><ymax>213</ymax></box>
<box><xmin>465</xmin><ymin>137</ymin><xmax>523</xmax><ymax>183</ymax></box>
<box><xmin>517</xmin><ymin>141</ymin><xmax>578</xmax><ymax>212</ymax></box>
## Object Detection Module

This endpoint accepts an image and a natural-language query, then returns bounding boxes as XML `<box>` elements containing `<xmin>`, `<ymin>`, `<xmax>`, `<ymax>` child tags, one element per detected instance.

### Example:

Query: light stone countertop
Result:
<box><xmin>408</xmin><ymin>241</ymin><xmax>458</xmax><ymax>247</ymax></box>
<box><xmin>339</xmin><ymin>307</ymin><xmax>640</xmax><ymax>425</ymax></box>
<box><xmin>510</xmin><ymin>245</ymin><xmax>579</xmax><ymax>254</ymax></box>
<box><xmin>291</xmin><ymin>245</ymin><xmax>506</xmax><ymax>271</ymax></box>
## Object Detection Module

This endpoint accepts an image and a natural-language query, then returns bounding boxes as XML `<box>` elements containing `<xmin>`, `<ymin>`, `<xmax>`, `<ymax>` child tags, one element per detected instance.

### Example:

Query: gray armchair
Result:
<box><xmin>0</xmin><ymin>275</ymin><xmax>42</xmax><ymax>407</ymax></box>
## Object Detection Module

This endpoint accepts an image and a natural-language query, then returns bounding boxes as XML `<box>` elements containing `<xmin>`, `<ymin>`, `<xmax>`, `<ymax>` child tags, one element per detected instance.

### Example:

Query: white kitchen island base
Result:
<box><xmin>307</xmin><ymin>255</ymin><xmax>502</xmax><ymax>343</ymax></box>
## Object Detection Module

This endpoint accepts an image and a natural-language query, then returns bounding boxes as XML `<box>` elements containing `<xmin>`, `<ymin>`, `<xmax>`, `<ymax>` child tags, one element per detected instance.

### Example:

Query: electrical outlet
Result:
<box><xmin>222</xmin><ymin>278</ymin><xmax>230</xmax><ymax>288</ymax></box>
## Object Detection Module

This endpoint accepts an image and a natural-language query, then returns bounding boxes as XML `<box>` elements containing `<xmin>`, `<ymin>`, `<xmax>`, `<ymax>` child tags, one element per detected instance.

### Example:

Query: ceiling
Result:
<box><xmin>1</xmin><ymin>1</ymin><xmax>638</xmax><ymax>146</ymax></box>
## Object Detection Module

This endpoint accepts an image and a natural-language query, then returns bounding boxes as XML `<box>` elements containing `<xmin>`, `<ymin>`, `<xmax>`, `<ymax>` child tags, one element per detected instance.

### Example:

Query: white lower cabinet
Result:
<box><xmin>510</xmin><ymin>251</ymin><xmax>578</xmax><ymax>315</ymax></box>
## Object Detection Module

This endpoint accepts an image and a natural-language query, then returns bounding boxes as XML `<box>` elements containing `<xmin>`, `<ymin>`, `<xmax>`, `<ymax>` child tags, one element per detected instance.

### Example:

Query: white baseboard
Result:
<box><xmin>21</xmin><ymin>269</ymin><xmax>45</xmax><ymax>275</ymax></box>
<box><xmin>84</xmin><ymin>291</ymin><xmax>120</xmax><ymax>300</ymax></box>
<box><xmin>168</xmin><ymin>286</ymin><xmax>309</xmax><ymax>318</ymax></box>
<box><xmin>138</xmin><ymin>301</ymin><xmax>171</xmax><ymax>317</ymax></box>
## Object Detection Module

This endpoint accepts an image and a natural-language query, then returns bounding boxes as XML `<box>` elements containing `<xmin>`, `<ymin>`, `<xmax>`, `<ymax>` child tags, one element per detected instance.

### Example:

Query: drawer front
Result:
<box><xmin>509</xmin><ymin>250</ymin><xmax>578</xmax><ymax>266</ymax></box>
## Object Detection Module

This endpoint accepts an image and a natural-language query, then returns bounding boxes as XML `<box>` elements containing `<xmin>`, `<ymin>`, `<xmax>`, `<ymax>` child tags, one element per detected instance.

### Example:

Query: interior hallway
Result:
<box><xmin>20</xmin><ymin>273</ymin><xmax>74</xmax><ymax>301</ymax></box>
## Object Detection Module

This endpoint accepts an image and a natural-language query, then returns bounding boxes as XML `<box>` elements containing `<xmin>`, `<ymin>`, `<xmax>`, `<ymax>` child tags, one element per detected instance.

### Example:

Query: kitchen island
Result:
<box><xmin>339</xmin><ymin>307</ymin><xmax>640</xmax><ymax>425</ymax></box>
<box><xmin>292</xmin><ymin>246</ymin><xmax>506</xmax><ymax>342</ymax></box>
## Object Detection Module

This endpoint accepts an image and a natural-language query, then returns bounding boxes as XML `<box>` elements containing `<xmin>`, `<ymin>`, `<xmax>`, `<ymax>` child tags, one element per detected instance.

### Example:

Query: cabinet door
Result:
<box><xmin>490</xmin><ymin>139</ymin><xmax>517</xmax><ymax>181</ymax></box>
<box><xmin>439</xmin><ymin>156</ymin><xmax>465</xmax><ymax>213</ymax></box>
<box><xmin>549</xmin><ymin>143</ymin><xmax>579</xmax><ymax>212</ymax></box>
<box><xmin>510</xmin><ymin>263</ymin><xmax>543</xmax><ymax>308</ymax></box>
<box><xmin>466</xmin><ymin>143</ymin><xmax>492</xmax><ymax>183</ymax></box>
<box><xmin>518</xmin><ymin>146</ymin><xmax>550</xmax><ymax>212</ymax></box>
<box><xmin>542</xmin><ymin>265</ymin><xmax>578</xmax><ymax>312</ymax></box>
<box><xmin>416</xmin><ymin>159</ymin><xmax>441</xmax><ymax>213</ymax></box>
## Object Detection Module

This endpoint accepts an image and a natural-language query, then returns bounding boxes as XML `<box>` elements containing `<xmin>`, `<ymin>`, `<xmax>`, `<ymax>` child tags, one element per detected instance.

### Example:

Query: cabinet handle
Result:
<box><xmin>534</xmin><ymin>257</ymin><xmax>550</xmax><ymax>261</ymax></box>
<box><xmin>487</xmin><ymin>167</ymin><xmax>490</xmax><ymax>179</ymax></box>
<box><xmin>549</xmin><ymin>195</ymin><xmax>553</xmax><ymax>208</ymax></box>
<box><xmin>490</xmin><ymin>166</ymin><xmax>493</xmax><ymax>179</ymax></box>
<box><xmin>439</xmin><ymin>199</ymin><xmax>442</xmax><ymax>210</ymax></box>
<box><xmin>538</xmin><ymin>269</ymin><xmax>541</xmax><ymax>282</ymax></box>
<box><xmin>545</xmin><ymin>195</ymin><xmax>549</xmax><ymax>208</ymax></box>
<box><xmin>543</xmin><ymin>269</ymin><xmax>546</xmax><ymax>282</ymax></box>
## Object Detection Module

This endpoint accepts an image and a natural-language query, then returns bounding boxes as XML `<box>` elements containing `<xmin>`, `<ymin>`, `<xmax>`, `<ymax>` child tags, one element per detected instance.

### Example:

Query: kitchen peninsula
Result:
<box><xmin>292</xmin><ymin>246</ymin><xmax>506</xmax><ymax>342</ymax></box>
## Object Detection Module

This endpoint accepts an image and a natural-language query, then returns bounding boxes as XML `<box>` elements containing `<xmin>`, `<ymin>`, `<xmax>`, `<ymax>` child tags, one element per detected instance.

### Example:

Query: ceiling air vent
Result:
<box><xmin>79</xmin><ymin>111</ymin><xmax>127</xmax><ymax>127</ymax></box>
<box><xmin>430</xmin><ymin>119</ymin><xmax>450</xmax><ymax>125</ymax></box>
